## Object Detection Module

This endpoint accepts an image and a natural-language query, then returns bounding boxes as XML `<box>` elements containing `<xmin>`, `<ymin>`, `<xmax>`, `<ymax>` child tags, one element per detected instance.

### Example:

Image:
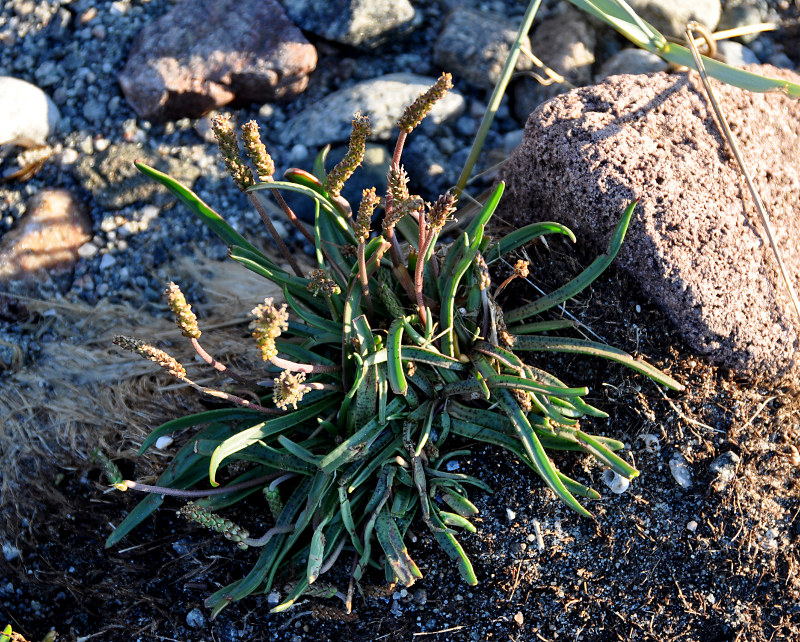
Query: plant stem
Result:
<box><xmin>120</xmin><ymin>472</ymin><xmax>284</xmax><ymax>497</ymax></box>
<box><xmin>455</xmin><ymin>0</ymin><xmax>543</xmax><ymax>198</ymax></box>
<box><xmin>247</xmin><ymin>193</ymin><xmax>303</xmax><ymax>277</ymax></box>
<box><xmin>270</xmin><ymin>355</ymin><xmax>341</xmax><ymax>374</ymax></box>
<box><xmin>190</xmin><ymin>338</ymin><xmax>260</xmax><ymax>387</ymax></box>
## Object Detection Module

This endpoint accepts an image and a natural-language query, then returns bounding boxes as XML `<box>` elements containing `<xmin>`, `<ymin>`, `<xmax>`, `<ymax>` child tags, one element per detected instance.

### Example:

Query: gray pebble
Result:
<box><xmin>186</xmin><ymin>607</ymin><xmax>205</xmax><ymax>628</ymax></box>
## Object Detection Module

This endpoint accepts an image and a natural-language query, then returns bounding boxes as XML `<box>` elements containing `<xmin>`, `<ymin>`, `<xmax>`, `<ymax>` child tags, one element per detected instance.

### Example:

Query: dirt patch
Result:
<box><xmin>2</xmin><ymin>235</ymin><xmax>798</xmax><ymax>642</ymax></box>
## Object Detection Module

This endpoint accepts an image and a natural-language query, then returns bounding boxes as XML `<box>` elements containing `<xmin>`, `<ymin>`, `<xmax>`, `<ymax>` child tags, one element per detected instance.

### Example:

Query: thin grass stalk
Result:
<box><xmin>684</xmin><ymin>22</ymin><xmax>800</xmax><ymax>324</ymax></box>
<box><xmin>455</xmin><ymin>0</ymin><xmax>543</xmax><ymax>198</ymax></box>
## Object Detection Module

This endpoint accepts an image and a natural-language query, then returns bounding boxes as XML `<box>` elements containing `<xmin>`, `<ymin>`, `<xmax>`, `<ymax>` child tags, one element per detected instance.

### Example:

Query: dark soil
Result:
<box><xmin>3</xmin><ymin>236</ymin><xmax>799</xmax><ymax>642</ymax></box>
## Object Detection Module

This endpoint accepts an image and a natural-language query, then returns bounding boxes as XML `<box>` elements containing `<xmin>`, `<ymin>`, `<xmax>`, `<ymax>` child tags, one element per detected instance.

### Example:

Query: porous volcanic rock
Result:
<box><xmin>118</xmin><ymin>0</ymin><xmax>317</xmax><ymax>121</ymax></box>
<box><xmin>498</xmin><ymin>65</ymin><xmax>800</xmax><ymax>383</ymax></box>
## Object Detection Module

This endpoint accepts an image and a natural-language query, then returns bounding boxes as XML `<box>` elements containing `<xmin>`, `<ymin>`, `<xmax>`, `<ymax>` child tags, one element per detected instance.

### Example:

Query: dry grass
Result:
<box><xmin>0</xmin><ymin>253</ymin><xmax>287</xmax><ymax>533</ymax></box>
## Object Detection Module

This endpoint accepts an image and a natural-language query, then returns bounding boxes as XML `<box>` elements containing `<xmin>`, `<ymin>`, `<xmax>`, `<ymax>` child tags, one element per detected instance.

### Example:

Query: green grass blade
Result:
<box><xmin>320</xmin><ymin>398</ymin><xmax>405</xmax><ymax>474</ymax></box>
<box><xmin>376</xmin><ymin>506</ymin><xmax>423</xmax><ymax>586</ymax></box>
<box><xmin>209</xmin><ymin>397</ymin><xmax>337</xmax><ymax>485</ymax></box>
<box><xmin>485</xmin><ymin>222</ymin><xmax>576</xmax><ymax>264</ymax></box>
<box><xmin>511</xmin><ymin>334</ymin><xmax>683</xmax><ymax>390</ymax></box>
<box><xmin>139</xmin><ymin>409</ymin><xmax>264</xmax><ymax>454</ymax></box>
<box><xmin>401</xmin><ymin>346</ymin><xmax>466</xmax><ymax>370</ymax></box>
<box><xmin>506</xmin><ymin>200</ymin><xmax>635</xmax><ymax>323</ymax></box>
<box><xmin>387</xmin><ymin>318</ymin><xmax>407</xmax><ymax>395</ymax></box>
<box><xmin>428</xmin><ymin>500</ymin><xmax>478</xmax><ymax>585</ymax></box>
<box><xmin>134</xmin><ymin>162</ymin><xmax>264</xmax><ymax>256</ymax></box>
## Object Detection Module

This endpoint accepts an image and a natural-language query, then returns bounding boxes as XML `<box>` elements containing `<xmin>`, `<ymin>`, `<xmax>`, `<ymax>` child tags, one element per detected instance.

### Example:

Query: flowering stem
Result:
<box><xmin>190</xmin><ymin>338</ymin><xmax>260</xmax><ymax>387</ymax></box>
<box><xmin>248</xmin><ymin>193</ymin><xmax>303</xmax><ymax>277</ymax></box>
<box><xmin>119</xmin><ymin>473</ymin><xmax>284</xmax><ymax>497</ymax></box>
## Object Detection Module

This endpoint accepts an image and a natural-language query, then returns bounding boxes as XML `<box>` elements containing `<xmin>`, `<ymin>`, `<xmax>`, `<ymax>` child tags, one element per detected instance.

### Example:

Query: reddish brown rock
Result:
<box><xmin>0</xmin><ymin>189</ymin><xmax>91</xmax><ymax>285</ymax></box>
<box><xmin>118</xmin><ymin>0</ymin><xmax>317</xmax><ymax>121</ymax></box>
<box><xmin>498</xmin><ymin>65</ymin><xmax>800</xmax><ymax>383</ymax></box>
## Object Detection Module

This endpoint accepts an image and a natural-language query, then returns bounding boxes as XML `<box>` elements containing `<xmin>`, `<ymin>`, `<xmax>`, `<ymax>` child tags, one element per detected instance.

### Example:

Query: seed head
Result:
<box><xmin>250</xmin><ymin>298</ymin><xmax>289</xmax><ymax>361</ymax></box>
<box><xmin>427</xmin><ymin>192</ymin><xmax>457</xmax><ymax>232</ymax></box>
<box><xmin>165</xmin><ymin>282</ymin><xmax>200</xmax><ymax>339</ymax></box>
<box><xmin>273</xmin><ymin>370</ymin><xmax>308</xmax><ymax>411</ymax></box>
<box><xmin>113</xmin><ymin>335</ymin><xmax>187</xmax><ymax>379</ymax></box>
<box><xmin>513</xmin><ymin>259</ymin><xmax>529</xmax><ymax>280</ymax></box>
<box><xmin>398</xmin><ymin>72</ymin><xmax>453</xmax><ymax>133</ymax></box>
<box><xmin>241</xmin><ymin>120</ymin><xmax>275</xmax><ymax>182</ymax></box>
<box><xmin>325</xmin><ymin>112</ymin><xmax>370</xmax><ymax>197</ymax></box>
<box><xmin>211</xmin><ymin>114</ymin><xmax>255</xmax><ymax>191</ymax></box>
<box><xmin>307</xmin><ymin>269</ymin><xmax>341</xmax><ymax>297</ymax></box>
<box><xmin>179</xmin><ymin>502</ymin><xmax>251</xmax><ymax>549</ymax></box>
<box><xmin>356</xmin><ymin>187</ymin><xmax>379</xmax><ymax>244</ymax></box>
<box><xmin>387</xmin><ymin>166</ymin><xmax>410</xmax><ymax>205</ymax></box>
<box><xmin>383</xmin><ymin>195</ymin><xmax>423</xmax><ymax>232</ymax></box>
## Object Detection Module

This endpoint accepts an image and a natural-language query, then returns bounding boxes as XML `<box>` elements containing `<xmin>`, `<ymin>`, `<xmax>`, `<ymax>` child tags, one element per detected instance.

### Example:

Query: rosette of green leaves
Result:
<box><xmin>107</xmin><ymin>116</ymin><xmax>681</xmax><ymax>619</ymax></box>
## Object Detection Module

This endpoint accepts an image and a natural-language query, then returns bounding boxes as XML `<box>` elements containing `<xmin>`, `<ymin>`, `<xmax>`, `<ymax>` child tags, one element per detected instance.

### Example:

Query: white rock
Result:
<box><xmin>2</xmin><ymin>542</ymin><xmax>21</xmax><ymax>562</ymax></box>
<box><xmin>669</xmin><ymin>453</ymin><xmax>693</xmax><ymax>489</ymax></box>
<box><xmin>602</xmin><ymin>469</ymin><xmax>630</xmax><ymax>494</ymax></box>
<box><xmin>506</xmin><ymin>508</ymin><xmax>516</xmax><ymax>521</ymax></box>
<box><xmin>99</xmin><ymin>253</ymin><xmax>117</xmax><ymax>270</ymax></box>
<box><xmin>0</xmin><ymin>77</ymin><xmax>60</xmax><ymax>146</ymax></box>
<box><xmin>77</xmin><ymin>242</ymin><xmax>98</xmax><ymax>258</ymax></box>
<box><xmin>155</xmin><ymin>436</ymin><xmax>174</xmax><ymax>450</ymax></box>
<box><xmin>281</xmin><ymin>73</ymin><xmax>464</xmax><ymax>146</ymax></box>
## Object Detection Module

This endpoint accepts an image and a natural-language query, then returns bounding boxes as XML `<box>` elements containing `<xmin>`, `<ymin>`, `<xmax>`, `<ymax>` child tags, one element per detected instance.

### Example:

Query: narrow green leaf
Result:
<box><xmin>209</xmin><ymin>396</ymin><xmax>337</xmax><ymax>485</ymax></box>
<box><xmin>512</xmin><ymin>334</ymin><xmax>683</xmax><ymax>390</ymax></box>
<box><xmin>485</xmin><ymin>221</ymin><xmax>576</xmax><ymax>264</ymax></box>
<box><xmin>134</xmin><ymin>162</ymin><xmax>263</xmax><ymax>256</ymax></box>
<box><xmin>428</xmin><ymin>500</ymin><xmax>478</xmax><ymax>585</ymax></box>
<box><xmin>439</xmin><ymin>511</ymin><xmax>477</xmax><ymax>533</ymax></box>
<box><xmin>387</xmin><ymin>318</ymin><xmax>407</xmax><ymax>395</ymax></box>
<box><xmin>320</xmin><ymin>398</ymin><xmax>405</xmax><ymax>474</ymax></box>
<box><xmin>506</xmin><ymin>200</ymin><xmax>635</xmax><ymax>323</ymax></box>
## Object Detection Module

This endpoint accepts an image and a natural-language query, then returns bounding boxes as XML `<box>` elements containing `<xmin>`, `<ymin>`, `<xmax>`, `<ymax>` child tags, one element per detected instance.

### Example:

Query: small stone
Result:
<box><xmin>686</xmin><ymin>520</ymin><xmax>698</xmax><ymax>532</ymax></box>
<box><xmin>641</xmin><ymin>434</ymin><xmax>661</xmax><ymax>453</ymax></box>
<box><xmin>280</xmin><ymin>73</ymin><xmax>464</xmax><ymax>146</ymax></box>
<box><xmin>625</xmin><ymin>0</ymin><xmax>721</xmax><ymax>38</ymax></box>
<box><xmin>514</xmin><ymin>611</ymin><xmax>524</xmax><ymax>626</ymax></box>
<box><xmin>99</xmin><ymin>254</ymin><xmax>117</xmax><ymax>270</ymax></box>
<box><xmin>706</xmin><ymin>592</ymin><xmax>716</xmax><ymax>605</ymax></box>
<box><xmin>414</xmin><ymin>588</ymin><xmax>427</xmax><ymax>605</ymax></box>
<box><xmin>597</xmin><ymin>48</ymin><xmax>669</xmax><ymax>80</ymax></box>
<box><xmin>434</xmin><ymin>8</ymin><xmax>533</xmax><ymax>90</ymax></box>
<box><xmin>506</xmin><ymin>508</ymin><xmax>516</xmax><ymax>521</ymax></box>
<box><xmin>602</xmin><ymin>469</ymin><xmax>631</xmax><ymax>494</ymax></box>
<box><xmin>186</xmin><ymin>608</ymin><xmax>205</xmax><ymax>628</ymax></box>
<box><xmin>155</xmin><ymin>436</ymin><xmax>174</xmax><ymax>450</ymax></box>
<box><xmin>0</xmin><ymin>76</ymin><xmax>60</xmax><ymax>146</ymax></box>
<box><xmin>2</xmin><ymin>542</ymin><xmax>21</xmax><ymax>562</ymax></box>
<box><xmin>717</xmin><ymin>41</ymin><xmax>760</xmax><ymax>67</ymax></box>
<box><xmin>445</xmin><ymin>460</ymin><xmax>460</xmax><ymax>472</ymax></box>
<box><xmin>669</xmin><ymin>454</ymin><xmax>693</xmax><ymax>489</ymax></box>
<box><xmin>77</xmin><ymin>242</ymin><xmax>98</xmax><ymax>259</ymax></box>
<box><xmin>709</xmin><ymin>451</ymin><xmax>740</xmax><ymax>482</ymax></box>
<box><xmin>281</xmin><ymin>0</ymin><xmax>415</xmax><ymax>49</ymax></box>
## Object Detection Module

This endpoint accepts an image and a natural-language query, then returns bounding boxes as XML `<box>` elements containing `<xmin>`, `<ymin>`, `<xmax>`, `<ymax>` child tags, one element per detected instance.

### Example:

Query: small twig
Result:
<box><xmin>685</xmin><ymin>22</ymin><xmax>800</xmax><ymax>325</ymax></box>
<box><xmin>741</xmin><ymin>395</ymin><xmax>777</xmax><ymax>431</ymax></box>
<box><xmin>413</xmin><ymin>626</ymin><xmax>466</xmax><ymax>637</ymax></box>
<box><xmin>248</xmin><ymin>192</ymin><xmax>303</xmax><ymax>277</ymax></box>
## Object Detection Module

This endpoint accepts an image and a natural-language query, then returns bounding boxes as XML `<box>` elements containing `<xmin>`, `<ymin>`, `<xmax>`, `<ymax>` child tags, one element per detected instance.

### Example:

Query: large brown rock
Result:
<box><xmin>498</xmin><ymin>66</ymin><xmax>800</xmax><ymax>383</ymax></box>
<box><xmin>118</xmin><ymin>0</ymin><xmax>317</xmax><ymax>121</ymax></box>
<box><xmin>0</xmin><ymin>189</ymin><xmax>91</xmax><ymax>286</ymax></box>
